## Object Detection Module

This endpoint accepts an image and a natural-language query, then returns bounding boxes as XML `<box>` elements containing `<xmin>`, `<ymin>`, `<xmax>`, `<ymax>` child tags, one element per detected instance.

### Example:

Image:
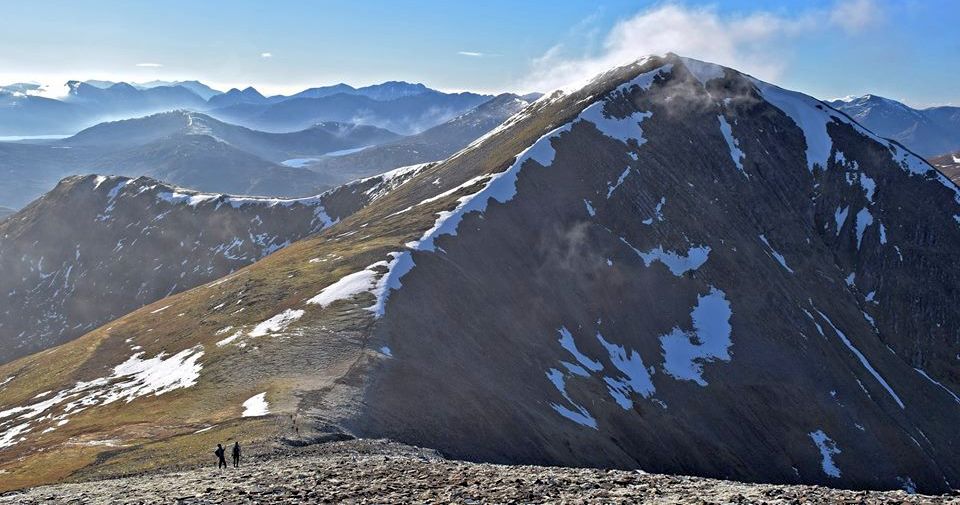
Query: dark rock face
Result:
<box><xmin>0</xmin><ymin>173</ymin><xmax>382</xmax><ymax>364</ymax></box>
<box><xmin>347</xmin><ymin>56</ymin><xmax>960</xmax><ymax>493</ymax></box>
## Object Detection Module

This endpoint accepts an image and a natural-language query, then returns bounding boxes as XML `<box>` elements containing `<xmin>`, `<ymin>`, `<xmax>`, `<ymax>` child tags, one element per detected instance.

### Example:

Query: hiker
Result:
<box><xmin>232</xmin><ymin>441</ymin><xmax>242</xmax><ymax>468</ymax></box>
<box><xmin>215</xmin><ymin>443</ymin><xmax>227</xmax><ymax>469</ymax></box>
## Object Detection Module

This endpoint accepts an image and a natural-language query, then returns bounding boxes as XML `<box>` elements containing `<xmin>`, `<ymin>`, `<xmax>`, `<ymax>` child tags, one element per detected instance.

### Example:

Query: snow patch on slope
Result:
<box><xmin>249</xmin><ymin>309</ymin><xmax>304</xmax><ymax>337</ymax></box>
<box><xmin>627</xmin><ymin>243</ymin><xmax>711</xmax><ymax>277</ymax></box>
<box><xmin>814</xmin><ymin>308</ymin><xmax>904</xmax><ymax>409</ymax></box>
<box><xmin>607</xmin><ymin>167</ymin><xmax>631</xmax><ymax>199</ymax></box>
<box><xmin>914</xmin><ymin>368</ymin><xmax>960</xmax><ymax>405</ymax></box>
<box><xmin>809</xmin><ymin>429</ymin><xmax>842</xmax><ymax>478</ymax></box>
<box><xmin>660</xmin><ymin>288</ymin><xmax>733</xmax><ymax>386</ymax></box>
<box><xmin>545</xmin><ymin>369</ymin><xmax>598</xmax><ymax>429</ymax></box>
<box><xmin>307</xmin><ymin>261</ymin><xmax>389</xmax><ymax>308</ymax></box>
<box><xmin>241</xmin><ymin>392</ymin><xmax>270</xmax><ymax>417</ymax></box>
<box><xmin>558</xmin><ymin>327</ymin><xmax>603</xmax><ymax>372</ymax></box>
<box><xmin>758</xmin><ymin>234</ymin><xmax>794</xmax><ymax>273</ymax></box>
<box><xmin>855</xmin><ymin>208</ymin><xmax>873</xmax><ymax>249</ymax></box>
<box><xmin>597</xmin><ymin>332</ymin><xmax>656</xmax><ymax>409</ymax></box>
<box><xmin>834</xmin><ymin>206</ymin><xmax>849</xmax><ymax>235</ymax></box>
<box><xmin>0</xmin><ymin>347</ymin><xmax>204</xmax><ymax>448</ymax></box>
<box><xmin>751</xmin><ymin>78</ymin><xmax>835</xmax><ymax>171</ymax></box>
<box><xmin>717</xmin><ymin>115</ymin><xmax>747</xmax><ymax>176</ymax></box>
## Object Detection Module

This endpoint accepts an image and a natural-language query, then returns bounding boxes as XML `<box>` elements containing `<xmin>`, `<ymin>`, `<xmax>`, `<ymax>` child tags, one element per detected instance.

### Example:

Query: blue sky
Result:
<box><xmin>0</xmin><ymin>0</ymin><xmax>956</xmax><ymax>106</ymax></box>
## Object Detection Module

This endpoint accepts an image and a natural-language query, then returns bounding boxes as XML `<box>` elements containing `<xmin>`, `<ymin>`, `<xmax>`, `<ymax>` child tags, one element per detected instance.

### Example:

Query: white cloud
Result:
<box><xmin>135</xmin><ymin>63</ymin><xmax>163</xmax><ymax>68</ymax></box>
<box><xmin>519</xmin><ymin>0</ymin><xmax>881</xmax><ymax>93</ymax></box>
<box><xmin>25</xmin><ymin>82</ymin><xmax>70</xmax><ymax>99</ymax></box>
<box><xmin>260</xmin><ymin>52</ymin><xmax>273</xmax><ymax>58</ymax></box>
<box><xmin>458</xmin><ymin>51</ymin><xmax>484</xmax><ymax>57</ymax></box>
<box><xmin>829</xmin><ymin>0</ymin><xmax>881</xmax><ymax>32</ymax></box>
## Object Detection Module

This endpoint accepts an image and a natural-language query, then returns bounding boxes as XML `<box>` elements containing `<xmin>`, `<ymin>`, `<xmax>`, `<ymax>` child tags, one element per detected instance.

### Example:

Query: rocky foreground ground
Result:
<box><xmin>0</xmin><ymin>439</ymin><xmax>956</xmax><ymax>504</ymax></box>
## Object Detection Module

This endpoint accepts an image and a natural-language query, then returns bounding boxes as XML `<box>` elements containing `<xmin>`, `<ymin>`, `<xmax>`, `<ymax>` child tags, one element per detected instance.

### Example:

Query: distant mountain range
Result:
<box><xmin>0</xmin><ymin>93</ymin><xmax>522</xmax><ymax>210</ymax></box>
<box><xmin>0</xmin><ymin>111</ymin><xmax>400</xmax><ymax>208</ymax></box>
<box><xmin>64</xmin><ymin>110</ymin><xmax>400</xmax><ymax>161</ymax></box>
<box><xmin>207</xmin><ymin>88</ymin><xmax>490</xmax><ymax>134</ymax></box>
<box><xmin>84</xmin><ymin>80</ymin><xmax>222</xmax><ymax>100</ymax></box>
<box><xmin>305</xmin><ymin>93</ymin><xmax>532</xmax><ymax>185</ymax></box>
<box><xmin>829</xmin><ymin>95</ymin><xmax>960</xmax><ymax>157</ymax></box>
<box><xmin>0</xmin><ymin>78</ymin><xmax>494</xmax><ymax>137</ymax></box>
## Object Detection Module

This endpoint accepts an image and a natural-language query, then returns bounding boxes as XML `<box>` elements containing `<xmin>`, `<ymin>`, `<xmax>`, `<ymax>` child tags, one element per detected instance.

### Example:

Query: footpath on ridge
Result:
<box><xmin>0</xmin><ymin>439</ymin><xmax>953</xmax><ymax>504</ymax></box>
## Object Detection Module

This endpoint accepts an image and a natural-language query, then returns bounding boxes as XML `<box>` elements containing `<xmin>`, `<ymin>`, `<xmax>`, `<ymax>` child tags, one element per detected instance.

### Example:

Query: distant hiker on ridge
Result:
<box><xmin>214</xmin><ymin>443</ymin><xmax>227</xmax><ymax>469</ymax></box>
<box><xmin>232</xmin><ymin>441</ymin><xmax>242</xmax><ymax>468</ymax></box>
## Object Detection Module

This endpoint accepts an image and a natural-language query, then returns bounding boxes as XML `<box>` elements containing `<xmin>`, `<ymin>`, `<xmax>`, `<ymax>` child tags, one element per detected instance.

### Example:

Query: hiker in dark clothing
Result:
<box><xmin>215</xmin><ymin>444</ymin><xmax>227</xmax><ymax>469</ymax></box>
<box><xmin>232</xmin><ymin>442</ymin><xmax>241</xmax><ymax>468</ymax></box>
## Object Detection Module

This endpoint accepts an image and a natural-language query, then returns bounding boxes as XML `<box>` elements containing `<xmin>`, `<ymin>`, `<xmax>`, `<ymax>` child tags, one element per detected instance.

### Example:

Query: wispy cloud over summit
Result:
<box><xmin>519</xmin><ymin>0</ymin><xmax>883</xmax><ymax>93</ymax></box>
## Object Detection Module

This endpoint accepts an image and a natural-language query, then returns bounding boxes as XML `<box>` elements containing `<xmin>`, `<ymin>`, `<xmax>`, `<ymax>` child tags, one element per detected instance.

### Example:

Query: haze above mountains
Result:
<box><xmin>0</xmin><ymin>79</ymin><xmax>491</xmax><ymax>137</ymax></box>
<box><xmin>0</xmin><ymin>77</ymin><xmax>531</xmax><ymax>210</ymax></box>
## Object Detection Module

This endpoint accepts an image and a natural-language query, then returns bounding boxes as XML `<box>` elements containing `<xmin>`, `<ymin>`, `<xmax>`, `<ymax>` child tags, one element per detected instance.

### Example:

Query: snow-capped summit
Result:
<box><xmin>828</xmin><ymin>94</ymin><xmax>960</xmax><ymax>157</ymax></box>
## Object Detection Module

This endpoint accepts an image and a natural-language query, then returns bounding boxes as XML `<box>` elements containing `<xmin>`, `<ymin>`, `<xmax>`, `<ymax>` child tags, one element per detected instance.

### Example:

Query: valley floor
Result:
<box><xmin>0</xmin><ymin>439</ymin><xmax>954</xmax><ymax>504</ymax></box>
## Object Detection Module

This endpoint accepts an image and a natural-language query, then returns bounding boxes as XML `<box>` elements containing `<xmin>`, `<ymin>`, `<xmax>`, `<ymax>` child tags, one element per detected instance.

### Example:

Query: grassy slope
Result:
<box><xmin>0</xmin><ymin>57</ymin><xmax>659</xmax><ymax>491</ymax></box>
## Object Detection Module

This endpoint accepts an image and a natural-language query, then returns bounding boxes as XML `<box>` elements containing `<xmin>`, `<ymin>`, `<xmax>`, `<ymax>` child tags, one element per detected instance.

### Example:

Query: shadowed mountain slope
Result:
<box><xmin>2</xmin><ymin>55</ymin><xmax>960</xmax><ymax>495</ymax></box>
<box><xmin>0</xmin><ymin>170</ymin><xmax>417</xmax><ymax>365</ymax></box>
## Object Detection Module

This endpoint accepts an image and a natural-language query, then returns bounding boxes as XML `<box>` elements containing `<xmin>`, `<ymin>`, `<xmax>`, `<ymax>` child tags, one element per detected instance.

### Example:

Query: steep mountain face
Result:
<box><xmin>930</xmin><ymin>151</ymin><xmax>960</xmax><ymax>183</ymax></box>
<box><xmin>0</xmin><ymin>171</ymin><xmax>407</xmax><ymax>365</ymax></box>
<box><xmin>305</xmin><ymin>93</ymin><xmax>532</xmax><ymax>185</ymax></box>
<box><xmin>829</xmin><ymin>95</ymin><xmax>960</xmax><ymax>157</ymax></box>
<box><xmin>208</xmin><ymin>90</ymin><xmax>491</xmax><ymax>134</ymax></box>
<box><xmin>3</xmin><ymin>55</ymin><xmax>960</xmax><ymax>494</ymax></box>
